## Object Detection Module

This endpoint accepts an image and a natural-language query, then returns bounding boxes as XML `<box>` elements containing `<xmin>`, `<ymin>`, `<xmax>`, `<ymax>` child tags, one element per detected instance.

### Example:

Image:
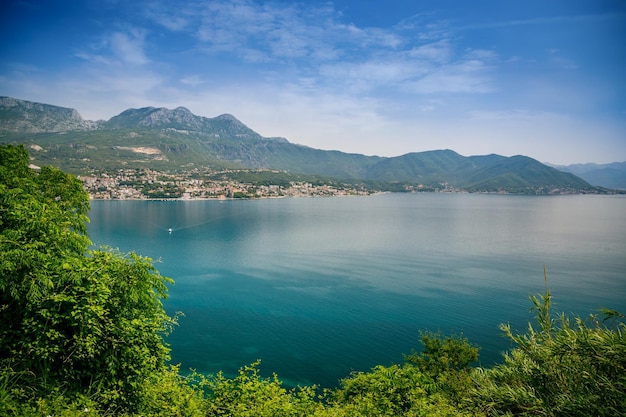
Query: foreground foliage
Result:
<box><xmin>471</xmin><ymin>285</ymin><xmax>626</xmax><ymax>416</ymax></box>
<box><xmin>1</xmin><ymin>144</ymin><xmax>624</xmax><ymax>416</ymax></box>
<box><xmin>1</xmin><ymin>145</ymin><xmax>177</xmax><ymax>414</ymax></box>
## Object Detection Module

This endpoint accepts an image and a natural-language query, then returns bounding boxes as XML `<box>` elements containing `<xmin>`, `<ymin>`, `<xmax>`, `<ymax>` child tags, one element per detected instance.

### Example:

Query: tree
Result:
<box><xmin>404</xmin><ymin>331</ymin><xmax>479</xmax><ymax>376</ymax></box>
<box><xmin>0</xmin><ymin>145</ymin><xmax>177</xmax><ymax>413</ymax></box>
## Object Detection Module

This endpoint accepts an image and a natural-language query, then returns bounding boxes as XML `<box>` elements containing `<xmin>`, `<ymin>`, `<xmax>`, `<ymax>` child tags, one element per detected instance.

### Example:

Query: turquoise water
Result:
<box><xmin>87</xmin><ymin>193</ymin><xmax>626</xmax><ymax>388</ymax></box>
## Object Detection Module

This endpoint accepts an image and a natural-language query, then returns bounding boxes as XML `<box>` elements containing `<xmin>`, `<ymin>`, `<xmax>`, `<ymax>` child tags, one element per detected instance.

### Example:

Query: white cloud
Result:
<box><xmin>144</xmin><ymin>1</ymin><xmax>498</xmax><ymax>102</ymax></box>
<box><xmin>466</xmin><ymin>109</ymin><xmax>542</xmax><ymax>121</ymax></box>
<box><xmin>77</xmin><ymin>28</ymin><xmax>150</xmax><ymax>67</ymax></box>
<box><xmin>409</xmin><ymin>59</ymin><xmax>494</xmax><ymax>94</ymax></box>
<box><xmin>180</xmin><ymin>75</ymin><xmax>207</xmax><ymax>86</ymax></box>
<box><xmin>109</xmin><ymin>30</ymin><xmax>150</xmax><ymax>66</ymax></box>
<box><xmin>458</xmin><ymin>12</ymin><xmax>626</xmax><ymax>31</ymax></box>
<box><xmin>147</xmin><ymin>9</ymin><xmax>191</xmax><ymax>32</ymax></box>
<box><xmin>319</xmin><ymin>59</ymin><xmax>420</xmax><ymax>93</ymax></box>
<box><xmin>408</xmin><ymin>39</ymin><xmax>453</xmax><ymax>63</ymax></box>
<box><xmin>163</xmin><ymin>0</ymin><xmax>407</xmax><ymax>65</ymax></box>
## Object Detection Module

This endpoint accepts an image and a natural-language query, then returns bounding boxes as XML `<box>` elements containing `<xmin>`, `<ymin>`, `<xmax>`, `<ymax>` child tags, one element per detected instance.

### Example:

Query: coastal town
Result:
<box><xmin>79</xmin><ymin>168</ymin><xmax>378</xmax><ymax>200</ymax></box>
<box><xmin>78</xmin><ymin>167</ymin><xmax>602</xmax><ymax>200</ymax></box>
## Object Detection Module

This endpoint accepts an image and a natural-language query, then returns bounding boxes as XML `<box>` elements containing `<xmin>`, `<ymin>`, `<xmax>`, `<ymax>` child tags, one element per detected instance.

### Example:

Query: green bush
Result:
<box><xmin>329</xmin><ymin>332</ymin><xmax>481</xmax><ymax>417</ymax></box>
<box><xmin>471</xmin><ymin>283</ymin><xmax>626</xmax><ymax>416</ymax></box>
<box><xmin>196</xmin><ymin>360</ymin><xmax>322</xmax><ymax>417</ymax></box>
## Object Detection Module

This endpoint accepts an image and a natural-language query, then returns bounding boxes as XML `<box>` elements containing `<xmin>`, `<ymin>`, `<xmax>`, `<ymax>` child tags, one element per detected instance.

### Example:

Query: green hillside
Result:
<box><xmin>0</xmin><ymin>96</ymin><xmax>603</xmax><ymax>193</ymax></box>
<box><xmin>364</xmin><ymin>149</ymin><xmax>478</xmax><ymax>184</ymax></box>
<box><xmin>462</xmin><ymin>155</ymin><xmax>591</xmax><ymax>192</ymax></box>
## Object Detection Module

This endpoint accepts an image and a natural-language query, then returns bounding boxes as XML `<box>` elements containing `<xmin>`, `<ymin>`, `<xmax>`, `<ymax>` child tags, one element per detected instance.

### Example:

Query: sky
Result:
<box><xmin>1</xmin><ymin>0</ymin><xmax>625</xmax><ymax>164</ymax></box>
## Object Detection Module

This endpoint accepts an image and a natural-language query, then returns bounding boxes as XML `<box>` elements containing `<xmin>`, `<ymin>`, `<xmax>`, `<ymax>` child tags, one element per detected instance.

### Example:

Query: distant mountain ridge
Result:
<box><xmin>0</xmin><ymin>96</ymin><xmax>98</xmax><ymax>132</ymax></box>
<box><xmin>103</xmin><ymin>106</ymin><xmax>288</xmax><ymax>143</ymax></box>
<box><xmin>0</xmin><ymin>96</ymin><xmax>606</xmax><ymax>193</ymax></box>
<box><xmin>549</xmin><ymin>162</ymin><xmax>626</xmax><ymax>190</ymax></box>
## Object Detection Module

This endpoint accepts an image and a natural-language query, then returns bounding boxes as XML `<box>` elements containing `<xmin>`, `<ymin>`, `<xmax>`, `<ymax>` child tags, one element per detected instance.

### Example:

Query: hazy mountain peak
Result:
<box><xmin>552</xmin><ymin>161</ymin><xmax>626</xmax><ymax>189</ymax></box>
<box><xmin>0</xmin><ymin>96</ymin><xmax>94</xmax><ymax>132</ymax></box>
<box><xmin>215</xmin><ymin>113</ymin><xmax>238</xmax><ymax>121</ymax></box>
<box><xmin>103</xmin><ymin>106</ymin><xmax>257</xmax><ymax>136</ymax></box>
<box><xmin>143</xmin><ymin>106</ymin><xmax>197</xmax><ymax>127</ymax></box>
<box><xmin>173</xmin><ymin>106</ymin><xmax>192</xmax><ymax>114</ymax></box>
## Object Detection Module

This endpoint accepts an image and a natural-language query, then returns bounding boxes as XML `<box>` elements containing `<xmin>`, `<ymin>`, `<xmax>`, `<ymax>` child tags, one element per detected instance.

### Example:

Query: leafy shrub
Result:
<box><xmin>197</xmin><ymin>360</ymin><xmax>322</xmax><ymax>417</ymax></box>
<box><xmin>471</xmin><ymin>283</ymin><xmax>626</xmax><ymax>416</ymax></box>
<box><xmin>328</xmin><ymin>331</ymin><xmax>481</xmax><ymax>416</ymax></box>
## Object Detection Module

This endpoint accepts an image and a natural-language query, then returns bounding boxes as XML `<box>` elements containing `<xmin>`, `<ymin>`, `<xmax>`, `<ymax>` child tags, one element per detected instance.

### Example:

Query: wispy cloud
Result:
<box><xmin>408</xmin><ymin>40</ymin><xmax>453</xmax><ymax>63</ymax></box>
<box><xmin>456</xmin><ymin>12</ymin><xmax>626</xmax><ymax>31</ymax></box>
<box><xmin>190</xmin><ymin>1</ymin><xmax>381</xmax><ymax>62</ymax></box>
<box><xmin>179</xmin><ymin>75</ymin><xmax>207</xmax><ymax>87</ymax></box>
<box><xmin>146</xmin><ymin>0</ymin><xmax>497</xmax><ymax>99</ymax></box>
<box><xmin>77</xmin><ymin>28</ymin><xmax>150</xmax><ymax>67</ymax></box>
<box><xmin>466</xmin><ymin>109</ymin><xmax>565</xmax><ymax>122</ymax></box>
<box><xmin>409</xmin><ymin>59</ymin><xmax>495</xmax><ymax>94</ymax></box>
<box><xmin>109</xmin><ymin>30</ymin><xmax>150</xmax><ymax>66</ymax></box>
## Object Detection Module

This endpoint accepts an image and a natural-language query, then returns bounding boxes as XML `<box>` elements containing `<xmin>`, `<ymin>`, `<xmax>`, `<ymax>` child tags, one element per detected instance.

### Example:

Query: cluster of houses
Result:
<box><xmin>79</xmin><ymin>169</ymin><xmax>374</xmax><ymax>200</ymax></box>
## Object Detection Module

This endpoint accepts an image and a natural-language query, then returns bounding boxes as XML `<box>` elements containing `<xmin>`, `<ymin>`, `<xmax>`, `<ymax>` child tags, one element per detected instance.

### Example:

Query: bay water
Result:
<box><xmin>87</xmin><ymin>193</ymin><xmax>626</xmax><ymax>388</ymax></box>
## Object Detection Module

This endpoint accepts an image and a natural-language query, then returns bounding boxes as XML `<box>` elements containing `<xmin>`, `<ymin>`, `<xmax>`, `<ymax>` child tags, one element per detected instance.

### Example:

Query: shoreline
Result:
<box><xmin>86</xmin><ymin>188</ymin><xmax>621</xmax><ymax>201</ymax></box>
<box><xmin>88</xmin><ymin>192</ymin><xmax>389</xmax><ymax>202</ymax></box>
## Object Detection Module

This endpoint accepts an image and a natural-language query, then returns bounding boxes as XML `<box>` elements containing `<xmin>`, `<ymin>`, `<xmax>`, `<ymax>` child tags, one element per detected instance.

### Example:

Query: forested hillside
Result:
<box><xmin>1</xmin><ymin>144</ymin><xmax>625</xmax><ymax>416</ymax></box>
<box><xmin>1</xmin><ymin>97</ymin><xmax>602</xmax><ymax>194</ymax></box>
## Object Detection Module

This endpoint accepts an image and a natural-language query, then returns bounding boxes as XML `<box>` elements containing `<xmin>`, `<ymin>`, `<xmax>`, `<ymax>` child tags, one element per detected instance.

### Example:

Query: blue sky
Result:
<box><xmin>1</xmin><ymin>0</ymin><xmax>624</xmax><ymax>164</ymax></box>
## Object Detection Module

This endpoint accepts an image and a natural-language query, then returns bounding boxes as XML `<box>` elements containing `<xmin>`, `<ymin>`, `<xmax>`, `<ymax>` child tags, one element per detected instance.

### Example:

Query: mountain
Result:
<box><xmin>0</xmin><ymin>96</ymin><xmax>98</xmax><ymax>132</ymax></box>
<box><xmin>551</xmin><ymin>162</ymin><xmax>626</xmax><ymax>190</ymax></box>
<box><xmin>103</xmin><ymin>106</ymin><xmax>278</xmax><ymax>141</ymax></box>
<box><xmin>0</xmin><ymin>97</ymin><xmax>602</xmax><ymax>193</ymax></box>
<box><xmin>366</xmin><ymin>150</ymin><xmax>590</xmax><ymax>192</ymax></box>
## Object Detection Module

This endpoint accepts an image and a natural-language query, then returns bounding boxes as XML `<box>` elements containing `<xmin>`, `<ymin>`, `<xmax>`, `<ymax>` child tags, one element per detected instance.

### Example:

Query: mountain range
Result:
<box><xmin>548</xmin><ymin>162</ymin><xmax>626</xmax><ymax>190</ymax></box>
<box><xmin>0</xmin><ymin>96</ymin><xmax>612</xmax><ymax>193</ymax></box>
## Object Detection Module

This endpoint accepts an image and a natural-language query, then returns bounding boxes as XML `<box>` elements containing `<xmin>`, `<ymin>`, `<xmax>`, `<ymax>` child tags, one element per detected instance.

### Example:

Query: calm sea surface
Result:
<box><xmin>87</xmin><ymin>193</ymin><xmax>626</xmax><ymax>388</ymax></box>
